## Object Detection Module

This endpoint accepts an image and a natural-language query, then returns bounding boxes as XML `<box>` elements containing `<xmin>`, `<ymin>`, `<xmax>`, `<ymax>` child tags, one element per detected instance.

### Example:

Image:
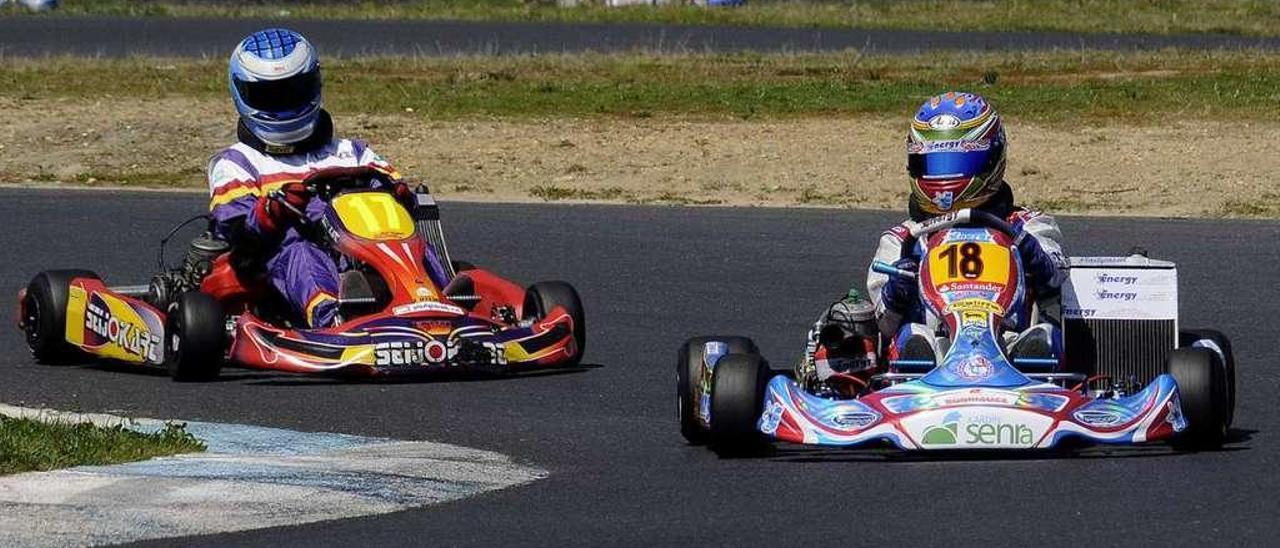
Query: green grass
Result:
<box><xmin>10</xmin><ymin>1</ymin><xmax>1280</xmax><ymax>37</ymax></box>
<box><xmin>0</xmin><ymin>416</ymin><xmax>205</xmax><ymax>475</ymax></box>
<box><xmin>3</xmin><ymin>49</ymin><xmax>1279</xmax><ymax>122</ymax></box>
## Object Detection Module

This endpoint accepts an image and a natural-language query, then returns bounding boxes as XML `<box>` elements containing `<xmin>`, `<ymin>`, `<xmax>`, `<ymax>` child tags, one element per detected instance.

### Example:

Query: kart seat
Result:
<box><xmin>1005</xmin><ymin>323</ymin><xmax>1061</xmax><ymax>372</ymax></box>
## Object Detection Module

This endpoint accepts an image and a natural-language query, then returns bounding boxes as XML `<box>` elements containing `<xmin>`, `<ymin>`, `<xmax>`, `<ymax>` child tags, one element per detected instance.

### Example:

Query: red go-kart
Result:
<box><xmin>17</xmin><ymin>168</ymin><xmax>585</xmax><ymax>381</ymax></box>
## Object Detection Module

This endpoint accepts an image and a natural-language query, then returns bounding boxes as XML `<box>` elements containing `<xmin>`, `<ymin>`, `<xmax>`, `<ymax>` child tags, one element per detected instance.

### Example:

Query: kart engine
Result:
<box><xmin>148</xmin><ymin>234</ymin><xmax>229</xmax><ymax>309</ymax></box>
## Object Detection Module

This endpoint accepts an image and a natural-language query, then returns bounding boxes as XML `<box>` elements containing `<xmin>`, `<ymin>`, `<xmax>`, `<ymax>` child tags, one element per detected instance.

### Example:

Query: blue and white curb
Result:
<box><xmin>0</xmin><ymin>405</ymin><xmax>546</xmax><ymax>547</ymax></box>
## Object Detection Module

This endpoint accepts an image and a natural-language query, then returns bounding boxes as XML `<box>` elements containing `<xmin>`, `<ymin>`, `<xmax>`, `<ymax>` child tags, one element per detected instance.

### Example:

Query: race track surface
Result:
<box><xmin>0</xmin><ymin>188</ymin><xmax>1275</xmax><ymax>546</ymax></box>
<box><xmin>4</xmin><ymin>16</ymin><xmax>1280</xmax><ymax>57</ymax></box>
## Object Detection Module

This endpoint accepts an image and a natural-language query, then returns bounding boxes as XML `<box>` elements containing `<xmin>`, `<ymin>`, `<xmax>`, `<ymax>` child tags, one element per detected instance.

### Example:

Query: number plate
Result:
<box><xmin>927</xmin><ymin>241</ymin><xmax>1012</xmax><ymax>287</ymax></box>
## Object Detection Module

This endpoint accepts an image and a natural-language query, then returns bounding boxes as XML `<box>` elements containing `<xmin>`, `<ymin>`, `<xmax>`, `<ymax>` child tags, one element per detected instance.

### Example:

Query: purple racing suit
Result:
<box><xmin>206</xmin><ymin>137</ymin><xmax>446</xmax><ymax>328</ymax></box>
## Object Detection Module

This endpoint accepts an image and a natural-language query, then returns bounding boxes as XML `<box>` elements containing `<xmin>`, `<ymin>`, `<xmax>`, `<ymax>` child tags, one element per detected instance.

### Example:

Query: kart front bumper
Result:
<box><xmin>757</xmin><ymin>375</ymin><xmax>1186</xmax><ymax>450</ymax></box>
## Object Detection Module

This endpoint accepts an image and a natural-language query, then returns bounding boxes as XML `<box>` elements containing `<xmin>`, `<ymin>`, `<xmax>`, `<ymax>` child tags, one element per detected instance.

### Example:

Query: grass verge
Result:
<box><xmin>0</xmin><ymin>416</ymin><xmax>205</xmax><ymax>475</ymax></box>
<box><xmin>8</xmin><ymin>1</ymin><xmax>1280</xmax><ymax>37</ymax></box>
<box><xmin>3</xmin><ymin>49</ymin><xmax>1280</xmax><ymax>122</ymax></box>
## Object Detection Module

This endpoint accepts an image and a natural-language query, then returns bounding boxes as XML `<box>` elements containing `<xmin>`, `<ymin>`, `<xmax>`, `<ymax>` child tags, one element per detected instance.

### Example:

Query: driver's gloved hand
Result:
<box><xmin>254</xmin><ymin>182</ymin><xmax>310</xmax><ymax>234</ymax></box>
<box><xmin>880</xmin><ymin>258</ymin><xmax>919</xmax><ymax>314</ymax></box>
<box><xmin>390</xmin><ymin>182</ymin><xmax>417</xmax><ymax>212</ymax></box>
<box><xmin>1012</xmin><ymin>225</ymin><xmax>1058</xmax><ymax>295</ymax></box>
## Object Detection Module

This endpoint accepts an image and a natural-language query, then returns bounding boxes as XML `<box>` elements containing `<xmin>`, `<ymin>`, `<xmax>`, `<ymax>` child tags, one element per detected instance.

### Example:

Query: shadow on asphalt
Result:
<box><xmin>705</xmin><ymin>428</ymin><xmax>1256</xmax><ymax>463</ymax></box>
<box><xmin>35</xmin><ymin>360</ymin><xmax>601</xmax><ymax>386</ymax></box>
<box><xmin>241</xmin><ymin>362</ymin><xmax>603</xmax><ymax>386</ymax></box>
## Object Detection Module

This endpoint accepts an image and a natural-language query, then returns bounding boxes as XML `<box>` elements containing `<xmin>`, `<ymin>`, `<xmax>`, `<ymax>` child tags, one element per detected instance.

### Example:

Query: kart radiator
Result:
<box><xmin>1061</xmin><ymin>256</ymin><xmax>1178</xmax><ymax>388</ymax></box>
<box><xmin>411</xmin><ymin>188</ymin><xmax>457</xmax><ymax>280</ymax></box>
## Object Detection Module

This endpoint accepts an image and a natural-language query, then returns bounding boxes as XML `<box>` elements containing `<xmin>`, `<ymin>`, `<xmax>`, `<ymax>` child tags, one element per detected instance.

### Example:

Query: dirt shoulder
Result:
<box><xmin>0</xmin><ymin>97</ymin><xmax>1272</xmax><ymax>217</ymax></box>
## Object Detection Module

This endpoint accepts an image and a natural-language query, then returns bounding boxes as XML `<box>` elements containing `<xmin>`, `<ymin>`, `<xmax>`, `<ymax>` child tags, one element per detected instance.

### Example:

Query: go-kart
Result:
<box><xmin>679</xmin><ymin>209</ymin><xmax>1234</xmax><ymax>452</ymax></box>
<box><xmin>18</xmin><ymin>167</ymin><xmax>585</xmax><ymax>381</ymax></box>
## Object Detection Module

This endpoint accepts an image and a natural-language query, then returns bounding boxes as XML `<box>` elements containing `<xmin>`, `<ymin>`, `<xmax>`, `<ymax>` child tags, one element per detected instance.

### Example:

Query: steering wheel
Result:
<box><xmin>298</xmin><ymin>166</ymin><xmax>393</xmax><ymax>201</ymax></box>
<box><xmin>872</xmin><ymin>208</ymin><xmax>1022</xmax><ymax>279</ymax></box>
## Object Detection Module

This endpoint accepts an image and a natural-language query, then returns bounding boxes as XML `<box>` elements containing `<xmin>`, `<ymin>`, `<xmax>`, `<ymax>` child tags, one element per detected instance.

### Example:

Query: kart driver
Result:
<box><xmin>206</xmin><ymin>28</ymin><xmax>448</xmax><ymax>328</ymax></box>
<box><xmin>796</xmin><ymin>91</ymin><xmax>1068</xmax><ymax>395</ymax></box>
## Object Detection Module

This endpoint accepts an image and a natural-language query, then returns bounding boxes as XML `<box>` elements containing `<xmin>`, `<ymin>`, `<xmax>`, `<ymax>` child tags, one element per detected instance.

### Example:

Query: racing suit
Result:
<box><xmin>867</xmin><ymin>187</ymin><xmax>1069</xmax><ymax>359</ymax></box>
<box><xmin>206</xmin><ymin>113</ymin><xmax>447</xmax><ymax>328</ymax></box>
<box><xmin>796</xmin><ymin>183</ymin><xmax>1069</xmax><ymax>390</ymax></box>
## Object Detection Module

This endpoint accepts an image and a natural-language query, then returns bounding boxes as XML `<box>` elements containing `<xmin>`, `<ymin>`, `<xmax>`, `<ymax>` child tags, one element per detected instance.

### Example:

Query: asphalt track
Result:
<box><xmin>0</xmin><ymin>188</ymin><xmax>1275</xmax><ymax>546</ymax></box>
<box><xmin>5</xmin><ymin>16</ymin><xmax>1280</xmax><ymax>57</ymax></box>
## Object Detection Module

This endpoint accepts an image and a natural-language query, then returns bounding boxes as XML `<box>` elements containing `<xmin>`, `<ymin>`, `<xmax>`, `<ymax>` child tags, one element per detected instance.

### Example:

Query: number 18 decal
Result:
<box><xmin>928</xmin><ymin>241</ymin><xmax>1011</xmax><ymax>286</ymax></box>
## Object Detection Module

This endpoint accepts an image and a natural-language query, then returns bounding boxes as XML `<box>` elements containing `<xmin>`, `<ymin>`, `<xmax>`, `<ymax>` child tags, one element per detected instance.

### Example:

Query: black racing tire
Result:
<box><xmin>709</xmin><ymin>353</ymin><xmax>771</xmax><ymax>453</ymax></box>
<box><xmin>166</xmin><ymin>292</ymin><xmax>226</xmax><ymax>382</ymax></box>
<box><xmin>1168</xmin><ymin>347</ymin><xmax>1230</xmax><ymax>449</ymax></box>
<box><xmin>22</xmin><ymin>269</ymin><xmax>100</xmax><ymax>364</ymax></box>
<box><xmin>678</xmin><ymin>336</ymin><xmax>758</xmax><ymax>445</ymax></box>
<box><xmin>1180</xmin><ymin>329</ymin><xmax>1235</xmax><ymax>429</ymax></box>
<box><xmin>523</xmin><ymin>281</ymin><xmax>586</xmax><ymax>366</ymax></box>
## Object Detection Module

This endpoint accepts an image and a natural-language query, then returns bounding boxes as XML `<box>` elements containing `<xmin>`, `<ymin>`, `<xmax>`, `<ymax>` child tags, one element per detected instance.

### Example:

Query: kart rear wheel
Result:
<box><xmin>523</xmin><ymin>281</ymin><xmax>585</xmax><ymax>366</ymax></box>
<box><xmin>22</xmin><ymin>270</ymin><xmax>100</xmax><ymax>364</ymax></box>
<box><xmin>166</xmin><ymin>292</ymin><xmax>226</xmax><ymax>382</ymax></box>
<box><xmin>1180</xmin><ymin>329</ymin><xmax>1235</xmax><ymax>429</ymax></box>
<box><xmin>709</xmin><ymin>353</ymin><xmax>770</xmax><ymax>453</ymax></box>
<box><xmin>1168</xmin><ymin>347</ymin><xmax>1230</xmax><ymax>449</ymax></box>
<box><xmin>678</xmin><ymin>336</ymin><xmax>758</xmax><ymax>445</ymax></box>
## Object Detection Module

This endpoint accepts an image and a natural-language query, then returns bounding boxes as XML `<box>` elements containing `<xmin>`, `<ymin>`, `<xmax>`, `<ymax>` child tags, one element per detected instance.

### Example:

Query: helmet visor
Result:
<box><xmin>234</xmin><ymin>68</ymin><xmax>321</xmax><ymax>117</ymax></box>
<box><xmin>907</xmin><ymin>149</ymin><xmax>994</xmax><ymax>180</ymax></box>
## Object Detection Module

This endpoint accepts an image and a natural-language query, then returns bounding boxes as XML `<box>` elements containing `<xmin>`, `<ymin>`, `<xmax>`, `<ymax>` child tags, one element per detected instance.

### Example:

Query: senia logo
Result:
<box><xmin>920</xmin><ymin>411</ymin><xmax>1035</xmax><ymax>446</ymax></box>
<box><xmin>85</xmin><ymin>302</ymin><xmax>161</xmax><ymax>362</ymax></box>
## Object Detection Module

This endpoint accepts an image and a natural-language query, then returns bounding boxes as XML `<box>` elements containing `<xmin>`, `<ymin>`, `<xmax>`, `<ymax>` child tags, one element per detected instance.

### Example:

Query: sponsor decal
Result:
<box><xmin>942</xmin><ymin>230</ymin><xmax>995</xmax><ymax>244</ymax></box>
<box><xmin>1094</xmin><ymin>289</ymin><xmax>1138</xmax><ymax>302</ymax></box>
<box><xmin>938</xmin><ymin>283</ymin><xmax>1007</xmax><ymax>295</ymax></box>
<box><xmin>921</xmin><ymin>411</ymin><xmax>962</xmax><ymax>445</ymax></box>
<box><xmin>1062</xmin><ymin>307</ymin><xmax>1096</xmax><ymax>318</ymax></box>
<box><xmin>928</xmin><ymin>115</ymin><xmax>961</xmax><ymax>130</ymax></box>
<box><xmin>1073</xmin><ymin>409</ymin><xmax>1124</xmax><ymax>427</ymax></box>
<box><xmin>373</xmin><ymin>339</ymin><xmax>505</xmax><ymax>367</ymax></box>
<box><xmin>759</xmin><ymin>399</ymin><xmax>785</xmax><ymax>435</ymax></box>
<box><xmin>392</xmin><ymin>301</ymin><xmax>465</xmax><ymax>316</ymax></box>
<box><xmin>1095</xmin><ymin>273</ymin><xmax>1139</xmax><ymax>286</ymax></box>
<box><xmin>931</xmin><ymin>190</ymin><xmax>955</xmax><ymax>211</ymax></box>
<box><xmin>913</xmin><ymin>139</ymin><xmax>993</xmax><ymax>154</ymax></box>
<box><xmin>934</xmin><ymin>389</ymin><xmax>1020</xmax><ymax>407</ymax></box>
<box><xmin>831</xmin><ymin>410</ymin><xmax>881</xmax><ymax>429</ymax></box>
<box><xmin>1166</xmin><ymin>398</ymin><xmax>1187</xmax><ymax>431</ymax></box>
<box><xmin>697</xmin><ymin>342</ymin><xmax>729</xmax><ymax>426</ymax></box>
<box><xmin>920</xmin><ymin>411</ymin><xmax>1036</xmax><ymax>447</ymax></box>
<box><xmin>945</xmin><ymin>298</ymin><xmax>1004</xmax><ymax>316</ymax></box>
<box><xmin>954</xmin><ymin>355</ymin><xmax>994</xmax><ymax>380</ymax></box>
<box><xmin>85</xmin><ymin>301</ymin><xmax>161</xmax><ymax>363</ymax></box>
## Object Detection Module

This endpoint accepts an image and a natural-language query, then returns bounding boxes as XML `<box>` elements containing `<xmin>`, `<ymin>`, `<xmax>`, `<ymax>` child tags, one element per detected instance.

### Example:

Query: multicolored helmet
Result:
<box><xmin>906</xmin><ymin>92</ymin><xmax>1006</xmax><ymax>215</ymax></box>
<box><xmin>228</xmin><ymin>28</ymin><xmax>323</xmax><ymax>147</ymax></box>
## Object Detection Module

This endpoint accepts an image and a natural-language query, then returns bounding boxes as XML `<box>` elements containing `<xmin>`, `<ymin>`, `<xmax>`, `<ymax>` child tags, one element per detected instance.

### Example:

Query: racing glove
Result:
<box><xmin>254</xmin><ymin>182</ymin><xmax>310</xmax><ymax>235</ymax></box>
<box><xmin>1012</xmin><ymin>225</ymin><xmax>1059</xmax><ymax>296</ymax></box>
<box><xmin>390</xmin><ymin>181</ymin><xmax>417</xmax><ymax>213</ymax></box>
<box><xmin>879</xmin><ymin>258</ymin><xmax>919</xmax><ymax>314</ymax></box>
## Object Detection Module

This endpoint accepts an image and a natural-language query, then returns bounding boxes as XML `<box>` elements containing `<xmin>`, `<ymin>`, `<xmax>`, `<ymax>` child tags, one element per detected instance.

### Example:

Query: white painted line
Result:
<box><xmin>0</xmin><ymin>405</ymin><xmax>546</xmax><ymax>547</ymax></box>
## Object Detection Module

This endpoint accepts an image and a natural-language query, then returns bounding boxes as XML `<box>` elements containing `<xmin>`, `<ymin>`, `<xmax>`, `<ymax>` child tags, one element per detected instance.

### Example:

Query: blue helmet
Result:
<box><xmin>229</xmin><ymin>28</ymin><xmax>323</xmax><ymax>146</ymax></box>
<box><xmin>906</xmin><ymin>92</ymin><xmax>1006</xmax><ymax>215</ymax></box>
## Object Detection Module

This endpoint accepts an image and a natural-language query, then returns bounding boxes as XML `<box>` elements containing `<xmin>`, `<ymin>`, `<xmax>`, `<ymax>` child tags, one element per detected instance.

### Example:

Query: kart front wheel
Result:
<box><xmin>1180</xmin><ymin>329</ymin><xmax>1235</xmax><ymax>429</ymax></box>
<box><xmin>166</xmin><ymin>292</ymin><xmax>226</xmax><ymax>382</ymax></box>
<box><xmin>709</xmin><ymin>353</ymin><xmax>770</xmax><ymax>453</ymax></box>
<box><xmin>523</xmin><ymin>281</ymin><xmax>586</xmax><ymax>366</ymax></box>
<box><xmin>1168</xmin><ymin>347</ymin><xmax>1230</xmax><ymax>449</ymax></box>
<box><xmin>678</xmin><ymin>336</ymin><xmax>758</xmax><ymax>445</ymax></box>
<box><xmin>22</xmin><ymin>269</ymin><xmax>100</xmax><ymax>364</ymax></box>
